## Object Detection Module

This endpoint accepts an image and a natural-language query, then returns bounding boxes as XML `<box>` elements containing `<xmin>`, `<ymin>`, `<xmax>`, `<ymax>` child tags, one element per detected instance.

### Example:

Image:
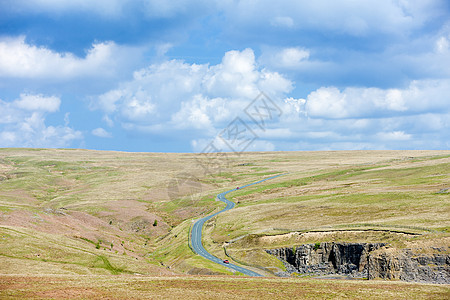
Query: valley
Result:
<box><xmin>0</xmin><ymin>149</ymin><xmax>449</xmax><ymax>297</ymax></box>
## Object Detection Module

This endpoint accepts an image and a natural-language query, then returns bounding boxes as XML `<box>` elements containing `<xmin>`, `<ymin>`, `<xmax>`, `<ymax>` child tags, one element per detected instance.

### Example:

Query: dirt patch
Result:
<box><xmin>186</xmin><ymin>267</ymin><xmax>223</xmax><ymax>275</ymax></box>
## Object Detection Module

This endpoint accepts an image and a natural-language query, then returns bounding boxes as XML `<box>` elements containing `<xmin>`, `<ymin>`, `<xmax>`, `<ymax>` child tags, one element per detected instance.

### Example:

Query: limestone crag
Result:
<box><xmin>266</xmin><ymin>243</ymin><xmax>449</xmax><ymax>283</ymax></box>
<box><xmin>368</xmin><ymin>247</ymin><xmax>449</xmax><ymax>283</ymax></box>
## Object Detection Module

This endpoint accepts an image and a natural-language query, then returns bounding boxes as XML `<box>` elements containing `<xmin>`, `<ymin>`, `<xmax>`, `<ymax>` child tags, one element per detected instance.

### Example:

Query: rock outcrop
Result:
<box><xmin>368</xmin><ymin>247</ymin><xmax>449</xmax><ymax>284</ymax></box>
<box><xmin>266</xmin><ymin>243</ymin><xmax>449</xmax><ymax>284</ymax></box>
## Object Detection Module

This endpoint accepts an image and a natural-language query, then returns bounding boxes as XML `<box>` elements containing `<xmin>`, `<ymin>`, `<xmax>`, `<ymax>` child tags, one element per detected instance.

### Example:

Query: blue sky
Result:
<box><xmin>0</xmin><ymin>0</ymin><xmax>449</xmax><ymax>152</ymax></box>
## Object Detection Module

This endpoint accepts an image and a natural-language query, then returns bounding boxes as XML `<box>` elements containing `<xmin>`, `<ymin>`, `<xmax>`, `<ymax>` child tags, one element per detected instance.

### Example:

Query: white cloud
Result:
<box><xmin>205</xmin><ymin>49</ymin><xmax>258</xmax><ymax>95</ymax></box>
<box><xmin>272</xmin><ymin>111</ymin><xmax>449</xmax><ymax>151</ymax></box>
<box><xmin>223</xmin><ymin>1</ymin><xmax>450</xmax><ymax>90</ymax></box>
<box><xmin>96</xmin><ymin>48</ymin><xmax>293</xmax><ymax>133</ymax></box>
<box><xmin>95</xmin><ymin>59</ymin><xmax>209</xmax><ymax>125</ymax></box>
<box><xmin>305</xmin><ymin>79</ymin><xmax>450</xmax><ymax>119</ymax></box>
<box><xmin>261</xmin><ymin>47</ymin><xmax>310</xmax><ymax>69</ymax></box>
<box><xmin>94</xmin><ymin>46</ymin><xmax>450</xmax><ymax>151</ymax></box>
<box><xmin>13</xmin><ymin>93</ymin><xmax>60</xmax><ymax>112</ymax></box>
<box><xmin>279</xmin><ymin>48</ymin><xmax>310</xmax><ymax>66</ymax></box>
<box><xmin>0</xmin><ymin>94</ymin><xmax>82</xmax><ymax>147</ymax></box>
<box><xmin>0</xmin><ymin>36</ymin><xmax>142</xmax><ymax>80</ymax></box>
<box><xmin>92</xmin><ymin>128</ymin><xmax>112</xmax><ymax>138</ymax></box>
<box><xmin>172</xmin><ymin>95</ymin><xmax>220</xmax><ymax>131</ymax></box>
<box><xmin>284</xmin><ymin>97</ymin><xmax>306</xmax><ymax>114</ymax></box>
<box><xmin>121</xmin><ymin>98</ymin><xmax>156</xmax><ymax>123</ymax></box>
<box><xmin>278</xmin><ymin>98</ymin><xmax>450</xmax><ymax>150</ymax></box>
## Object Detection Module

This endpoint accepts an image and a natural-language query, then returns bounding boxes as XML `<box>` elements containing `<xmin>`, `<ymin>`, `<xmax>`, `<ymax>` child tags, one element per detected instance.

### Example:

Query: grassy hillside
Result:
<box><xmin>202</xmin><ymin>153</ymin><xmax>450</xmax><ymax>273</ymax></box>
<box><xmin>0</xmin><ymin>148</ymin><xmax>449</xmax><ymax>297</ymax></box>
<box><xmin>0</xmin><ymin>148</ymin><xmax>238</xmax><ymax>275</ymax></box>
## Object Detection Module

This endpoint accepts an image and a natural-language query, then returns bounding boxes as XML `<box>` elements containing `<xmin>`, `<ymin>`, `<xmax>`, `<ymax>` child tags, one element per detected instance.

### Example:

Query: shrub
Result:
<box><xmin>314</xmin><ymin>242</ymin><xmax>321</xmax><ymax>250</ymax></box>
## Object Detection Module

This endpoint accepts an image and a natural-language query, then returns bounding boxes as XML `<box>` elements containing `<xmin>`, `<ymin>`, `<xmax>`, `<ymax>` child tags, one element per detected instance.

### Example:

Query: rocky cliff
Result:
<box><xmin>368</xmin><ymin>247</ymin><xmax>449</xmax><ymax>283</ymax></box>
<box><xmin>266</xmin><ymin>243</ymin><xmax>449</xmax><ymax>284</ymax></box>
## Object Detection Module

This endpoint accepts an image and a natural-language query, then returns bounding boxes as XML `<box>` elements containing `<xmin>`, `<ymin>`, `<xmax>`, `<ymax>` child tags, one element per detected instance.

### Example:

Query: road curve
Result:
<box><xmin>190</xmin><ymin>174</ymin><xmax>285</xmax><ymax>277</ymax></box>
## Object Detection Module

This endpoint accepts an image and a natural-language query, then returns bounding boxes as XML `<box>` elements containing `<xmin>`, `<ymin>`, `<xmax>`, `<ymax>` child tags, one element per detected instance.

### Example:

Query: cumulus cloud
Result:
<box><xmin>0</xmin><ymin>94</ymin><xmax>82</xmax><ymax>147</ymax></box>
<box><xmin>171</xmin><ymin>95</ymin><xmax>223</xmax><ymax>131</ymax></box>
<box><xmin>273</xmin><ymin>112</ymin><xmax>449</xmax><ymax>151</ymax></box>
<box><xmin>95</xmin><ymin>48</ymin><xmax>293</xmax><ymax>134</ymax></box>
<box><xmin>284</xmin><ymin>97</ymin><xmax>306</xmax><ymax>115</ymax></box>
<box><xmin>95</xmin><ymin>59</ymin><xmax>209</xmax><ymax>127</ymax></box>
<box><xmin>93</xmin><ymin>46</ymin><xmax>450</xmax><ymax>151</ymax></box>
<box><xmin>271</xmin><ymin>80</ymin><xmax>450</xmax><ymax>150</ymax></box>
<box><xmin>305</xmin><ymin>79</ymin><xmax>450</xmax><ymax>119</ymax></box>
<box><xmin>226</xmin><ymin>1</ymin><xmax>449</xmax><ymax>89</ymax></box>
<box><xmin>0</xmin><ymin>36</ymin><xmax>142</xmax><ymax>80</ymax></box>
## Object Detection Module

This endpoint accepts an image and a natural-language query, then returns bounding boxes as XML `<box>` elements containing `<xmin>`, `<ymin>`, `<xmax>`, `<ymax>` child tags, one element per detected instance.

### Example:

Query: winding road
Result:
<box><xmin>190</xmin><ymin>174</ymin><xmax>285</xmax><ymax>277</ymax></box>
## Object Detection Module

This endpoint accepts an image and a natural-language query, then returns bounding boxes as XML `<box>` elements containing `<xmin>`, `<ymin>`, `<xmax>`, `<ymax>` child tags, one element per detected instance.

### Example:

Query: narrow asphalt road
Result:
<box><xmin>190</xmin><ymin>174</ymin><xmax>285</xmax><ymax>277</ymax></box>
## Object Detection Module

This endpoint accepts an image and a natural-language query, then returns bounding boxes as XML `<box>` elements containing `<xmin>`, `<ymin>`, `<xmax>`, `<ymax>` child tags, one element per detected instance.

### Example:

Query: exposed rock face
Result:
<box><xmin>266</xmin><ymin>243</ymin><xmax>449</xmax><ymax>284</ymax></box>
<box><xmin>368</xmin><ymin>247</ymin><xmax>449</xmax><ymax>284</ymax></box>
<box><xmin>266</xmin><ymin>243</ymin><xmax>386</xmax><ymax>278</ymax></box>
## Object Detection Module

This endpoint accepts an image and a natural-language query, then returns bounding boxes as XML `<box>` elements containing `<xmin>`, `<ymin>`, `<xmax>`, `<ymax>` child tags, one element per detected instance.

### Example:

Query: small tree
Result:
<box><xmin>153</xmin><ymin>219</ymin><xmax>158</xmax><ymax>226</ymax></box>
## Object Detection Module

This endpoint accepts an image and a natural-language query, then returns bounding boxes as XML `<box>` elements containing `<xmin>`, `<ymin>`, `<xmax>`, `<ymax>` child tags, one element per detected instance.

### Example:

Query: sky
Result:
<box><xmin>0</xmin><ymin>0</ymin><xmax>449</xmax><ymax>152</ymax></box>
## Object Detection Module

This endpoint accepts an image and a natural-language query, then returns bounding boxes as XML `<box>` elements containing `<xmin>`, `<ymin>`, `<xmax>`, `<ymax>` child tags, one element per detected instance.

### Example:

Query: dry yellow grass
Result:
<box><xmin>0</xmin><ymin>148</ymin><xmax>449</xmax><ymax>292</ymax></box>
<box><xmin>0</xmin><ymin>274</ymin><xmax>449</xmax><ymax>299</ymax></box>
<box><xmin>210</xmin><ymin>154</ymin><xmax>449</xmax><ymax>240</ymax></box>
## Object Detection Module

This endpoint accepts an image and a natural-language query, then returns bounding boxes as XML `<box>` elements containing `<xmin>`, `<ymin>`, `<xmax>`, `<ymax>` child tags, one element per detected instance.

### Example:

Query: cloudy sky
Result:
<box><xmin>1</xmin><ymin>0</ymin><xmax>449</xmax><ymax>152</ymax></box>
